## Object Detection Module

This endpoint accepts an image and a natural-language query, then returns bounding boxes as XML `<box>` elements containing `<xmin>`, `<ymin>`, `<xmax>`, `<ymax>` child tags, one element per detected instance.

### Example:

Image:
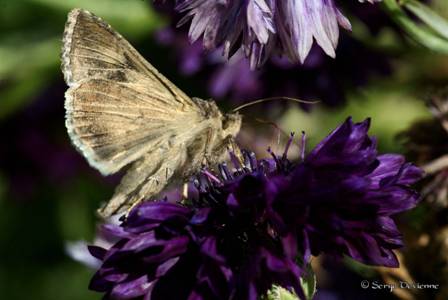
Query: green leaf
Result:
<box><xmin>0</xmin><ymin>73</ymin><xmax>51</xmax><ymax>119</ymax></box>
<box><xmin>0</xmin><ymin>0</ymin><xmax>164</xmax><ymax>119</ymax></box>
<box><xmin>382</xmin><ymin>0</ymin><xmax>448</xmax><ymax>54</ymax></box>
<box><xmin>300</xmin><ymin>263</ymin><xmax>317</xmax><ymax>300</ymax></box>
<box><xmin>27</xmin><ymin>0</ymin><xmax>164</xmax><ymax>39</ymax></box>
<box><xmin>404</xmin><ymin>0</ymin><xmax>448</xmax><ymax>40</ymax></box>
<box><xmin>343</xmin><ymin>257</ymin><xmax>377</xmax><ymax>278</ymax></box>
<box><xmin>266</xmin><ymin>285</ymin><xmax>300</xmax><ymax>300</ymax></box>
<box><xmin>0</xmin><ymin>36</ymin><xmax>59</xmax><ymax>79</ymax></box>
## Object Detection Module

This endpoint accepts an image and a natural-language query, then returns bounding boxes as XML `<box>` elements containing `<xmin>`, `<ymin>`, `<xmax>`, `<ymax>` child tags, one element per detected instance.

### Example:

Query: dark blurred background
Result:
<box><xmin>1</xmin><ymin>0</ymin><xmax>447</xmax><ymax>299</ymax></box>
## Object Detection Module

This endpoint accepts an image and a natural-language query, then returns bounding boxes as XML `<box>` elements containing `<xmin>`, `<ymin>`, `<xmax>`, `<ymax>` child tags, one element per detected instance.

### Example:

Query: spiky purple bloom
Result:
<box><xmin>88</xmin><ymin>155</ymin><xmax>306</xmax><ymax>300</ymax></box>
<box><xmin>172</xmin><ymin>0</ymin><xmax>381</xmax><ymax>68</ymax></box>
<box><xmin>271</xmin><ymin>118</ymin><xmax>423</xmax><ymax>267</ymax></box>
<box><xmin>88</xmin><ymin>117</ymin><xmax>422</xmax><ymax>299</ymax></box>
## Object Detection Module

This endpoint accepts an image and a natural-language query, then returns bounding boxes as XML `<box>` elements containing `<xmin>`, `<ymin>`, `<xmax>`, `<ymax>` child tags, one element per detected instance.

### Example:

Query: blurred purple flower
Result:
<box><xmin>172</xmin><ymin>0</ymin><xmax>383</xmax><ymax>68</ymax></box>
<box><xmin>153</xmin><ymin>2</ymin><xmax>391</xmax><ymax>107</ymax></box>
<box><xmin>88</xmin><ymin>117</ymin><xmax>421</xmax><ymax>299</ymax></box>
<box><xmin>0</xmin><ymin>82</ymin><xmax>101</xmax><ymax>200</ymax></box>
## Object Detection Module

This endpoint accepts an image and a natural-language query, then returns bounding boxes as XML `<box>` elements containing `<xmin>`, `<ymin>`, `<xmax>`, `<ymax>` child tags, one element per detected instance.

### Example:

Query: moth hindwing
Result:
<box><xmin>62</xmin><ymin>8</ymin><xmax>242</xmax><ymax>218</ymax></box>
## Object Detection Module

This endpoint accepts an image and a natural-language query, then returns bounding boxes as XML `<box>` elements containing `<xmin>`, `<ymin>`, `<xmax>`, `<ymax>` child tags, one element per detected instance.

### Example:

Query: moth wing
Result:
<box><xmin>62</xmin><ymin>8</ymin><xmax>192</xmax><ymax>105</ymax></box>
<box><xmin>62</xmin><ymin>9</ymin><xmax>202</xmax><ymax>174</ymax></box>
<box><xmin>66</xmin><ymin>78</ymin><xmax>200</xmax><ymax>175</ymax></box>
<box><xmin>98</xmin><ymin>147</ymin><xmax>187</xmax><ymax>217</ymax></box>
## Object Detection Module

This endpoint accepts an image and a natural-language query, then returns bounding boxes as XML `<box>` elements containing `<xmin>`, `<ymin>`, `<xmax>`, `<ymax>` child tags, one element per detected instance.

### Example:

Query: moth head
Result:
<box><xmin>191</xmin><ymin>97</ymin><xmax>241</xmax><ymax>137</ymax></box>
<box><xmin>222</xmin><ymin>113</ymin><xmax>242</xmax><ymax>138</ymax></box>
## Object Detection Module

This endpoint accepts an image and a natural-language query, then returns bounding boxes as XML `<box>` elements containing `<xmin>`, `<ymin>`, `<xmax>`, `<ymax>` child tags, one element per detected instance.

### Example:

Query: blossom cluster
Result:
<box><xmin>88</xmin><ymin>118</ymin><xmax>422</xmax><ymax>299</ymax></box>
<box><xmin>153</xmin><ymin>0</ymin><xmax>391</xmax><ymax>108</ymax></box>
<box><xmin>172</xmin><ymin>0</ymin><xmax>381</xmax><ymax>68</ymax></box>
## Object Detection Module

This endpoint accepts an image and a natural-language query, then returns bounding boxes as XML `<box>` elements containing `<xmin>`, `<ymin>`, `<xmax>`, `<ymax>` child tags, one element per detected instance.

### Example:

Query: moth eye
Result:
<box><xmin>222</xmin><ymin>116</ymin><xmax>233</xmax><ymax>130</ymax></box>
<box><xmin>222</xmin><ymin>114</ymin><xmax>242</xmax><ymax>136</ymax></box>
<box><xmin>222</xmin><ymin>119</ymin><xmax>229</xmax><ymax>130</ymax></box>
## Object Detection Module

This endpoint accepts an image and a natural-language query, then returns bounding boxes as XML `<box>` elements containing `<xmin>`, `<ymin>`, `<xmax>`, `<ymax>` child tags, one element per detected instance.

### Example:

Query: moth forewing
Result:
<box><xmin>62</xmin><ymin>8</ymin><xmax>242</xmax><ymax>218</ymax></box>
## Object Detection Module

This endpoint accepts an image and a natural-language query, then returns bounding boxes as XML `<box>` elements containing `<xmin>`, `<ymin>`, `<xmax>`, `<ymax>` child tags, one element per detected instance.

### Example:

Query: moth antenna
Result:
<box><xmin>232</xmin><ymin>97</ymin><xmax>319</xmax><ymax>112</ymax></box>
<box><xmin>252</xmin><ymin>118</ymin><xmax>301</xmax><ymax>150</ymax></box>
<box><xmin>254</xmin><ymin>118</ymin><xmax>282</xmax><ymax>147</ymax></box>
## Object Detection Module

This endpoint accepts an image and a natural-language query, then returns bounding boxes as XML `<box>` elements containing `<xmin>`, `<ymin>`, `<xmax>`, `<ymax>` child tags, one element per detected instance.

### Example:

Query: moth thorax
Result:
<box><xmin>192</xmin><ymin>97</ymin><xmax>222</xmax><ymax>119</ymax></box>
<box><xmin>222</xmin><ymin>113</ymin><xmax>242</xmax><ymax>137</ymax></box>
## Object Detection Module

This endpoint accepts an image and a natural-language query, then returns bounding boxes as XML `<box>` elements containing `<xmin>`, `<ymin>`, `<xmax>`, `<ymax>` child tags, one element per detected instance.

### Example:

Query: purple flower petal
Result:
<box><xmin>110</xmin><ymin>275</ymin><xmax>152</xmax><ymax>299</ymax></box>
<box><xmin>173</xmin><ymin>0</ymin><xmax>374</xmax><ymax>67</ymax></box>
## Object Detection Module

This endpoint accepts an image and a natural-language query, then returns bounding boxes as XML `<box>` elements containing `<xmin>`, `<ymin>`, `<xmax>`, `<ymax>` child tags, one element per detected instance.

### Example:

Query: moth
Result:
<box><xmin>62</xmin><ymin>9</ymin><xmax>242</xmax><ymax>218</ymax></box>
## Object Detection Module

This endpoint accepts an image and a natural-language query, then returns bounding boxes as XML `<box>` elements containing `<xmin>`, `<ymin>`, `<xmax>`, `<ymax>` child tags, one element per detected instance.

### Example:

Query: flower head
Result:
<box><xmin>172</xmin><ymin>0</ymin><xmax>381</xmax><ymax>68</ymax></box>
<box><xmin>88</xmin><ymin>149</ymin><xmax>305</xmax><ymax>299</ymax></box>
<box><xmin>153</xmin><ymin>3</ymin><xmax>391</xmax><ymax>108</ymax></box>
<box><xmin>88</xmin><ymin>117</ymin><xmax>422</xmax><ymax>299</ymax></box>
<box><xmin>272</xmin><ymin>118</ymin><xmax>423</xmax><ymax>267</ymax></box>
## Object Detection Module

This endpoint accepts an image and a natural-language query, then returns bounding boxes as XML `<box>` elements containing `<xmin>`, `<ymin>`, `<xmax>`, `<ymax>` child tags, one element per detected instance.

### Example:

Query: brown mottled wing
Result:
<box><xmin>62</xmin><ymin>8</ymin><xmax>201</xmax><ymax>174</ymax></box>
<box><xmin>62</xmin><ymin>9</ymin><xmax>204</xmax><ymax>216</ymax></box>
<box><xmin>62</xmin><ymin>8</ymin><xmax>191</xmax><ymax>103</ymax></box>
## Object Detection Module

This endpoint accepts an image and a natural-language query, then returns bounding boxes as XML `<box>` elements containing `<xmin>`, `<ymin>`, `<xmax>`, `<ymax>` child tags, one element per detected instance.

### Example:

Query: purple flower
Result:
<box><xmin>88</xmin><ymin>151</ymin><xmax>305</xmax><ymax>299</ymax></box>
<box><xmin>88</xmin><ymin>117</ymin><xmax>422</xmax><ymax>299</ymax></box>
<box><xmin>272</xmin><ymin>118</ymin><xmax>423</xmax><ymax>267</ymax></box>
<box><xmin>153</xmin><ymin>3</ymin><xmax>391</xmax><ymax>107</ymax></box>
<box><xmin>171</xmin><ymin>0</ymin><xmax>381</xmax><ymax>68</ymax></box>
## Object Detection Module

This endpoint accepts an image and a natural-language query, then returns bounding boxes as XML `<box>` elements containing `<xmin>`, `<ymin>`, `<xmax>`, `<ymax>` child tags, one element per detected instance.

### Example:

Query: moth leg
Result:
<box><xmin>181</xmin><ymin>183</ymin><xmax>189</xmax><ymax>204</ymax></box>
<box><xmin>210</xmin><ymin>136</ymin><xmax>242</xmax><ymax>164</ymax></box>
<box><xmin>165</xmin><ymin>167</ymin><xmax>173</xmax><ymax>181</ymax></box>
<box><xmin>201</xmin><ymin>128</ymin><xmax>214</xmax><ymax>166</ymax></box>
